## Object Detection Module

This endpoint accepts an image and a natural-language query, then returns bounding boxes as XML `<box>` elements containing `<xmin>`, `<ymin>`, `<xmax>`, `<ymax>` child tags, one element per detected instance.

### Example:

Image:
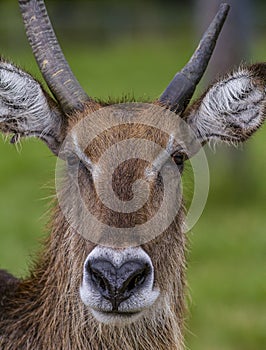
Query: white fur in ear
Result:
<box><xmin>187</xmin><ymin>67</ymin><xmax>266</xmax><ymax>143</ymax></box>
<box><xmin>0</xmin><ymin>61</ymin><xmax>64</xmax><ymax>154</ymax></box>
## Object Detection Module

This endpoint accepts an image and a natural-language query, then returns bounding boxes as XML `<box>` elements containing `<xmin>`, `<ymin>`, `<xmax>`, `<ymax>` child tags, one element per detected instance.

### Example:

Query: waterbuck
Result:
<box><xmin>0</xmin><ymin>1</ymin><xmax>265</xmax><ymax>349</ymax></box>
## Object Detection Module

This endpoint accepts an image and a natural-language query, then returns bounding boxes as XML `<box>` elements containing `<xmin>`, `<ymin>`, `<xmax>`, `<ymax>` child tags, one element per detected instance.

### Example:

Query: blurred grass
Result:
<box><xmin>0</xmin><ymin>2</ymin><xmax>266</xmax><ymax>350</ymax></box>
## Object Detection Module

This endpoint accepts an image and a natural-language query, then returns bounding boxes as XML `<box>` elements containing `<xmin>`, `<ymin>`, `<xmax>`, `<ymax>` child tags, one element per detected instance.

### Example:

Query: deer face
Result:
<box><xmin>1</xmin><ymin>1</ymin><xmax>265</xmax><ymax>326</ymax></box>
<box><xmin>61</xmin><ymin>105</ymin><xmax>189</xmax><ymax>323</ymax></box>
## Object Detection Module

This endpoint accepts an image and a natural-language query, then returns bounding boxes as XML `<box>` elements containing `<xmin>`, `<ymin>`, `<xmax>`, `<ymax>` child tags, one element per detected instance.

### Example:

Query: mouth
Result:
<box><xmin>91</xmin><ymin>308</ymin><xmax>142</xmax><ymax>324</ymax></box>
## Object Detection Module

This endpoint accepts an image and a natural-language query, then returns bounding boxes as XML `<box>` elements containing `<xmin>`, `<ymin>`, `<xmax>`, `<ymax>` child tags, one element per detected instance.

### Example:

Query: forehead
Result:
<box><xmin>67</xmin><ymin>103</ymin><xmax>194</xmax><ymax>162</ymax></box>
<box><xmin>84</xmin><ymin>124</ymin><xmax>173</xmax><ymax>163</ymax></box>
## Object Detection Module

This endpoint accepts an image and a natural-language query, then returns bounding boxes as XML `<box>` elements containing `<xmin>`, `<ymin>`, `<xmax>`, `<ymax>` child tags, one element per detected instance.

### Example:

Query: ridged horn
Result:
<box><xmin>19</xmin><ymin>0</ymin><xmax>93</xmax><ymax>114</ymax></box>
<box><xmin>159</xmin><ymin>3</ymin><xmax>230</xmax><ymax>113</ymax></box>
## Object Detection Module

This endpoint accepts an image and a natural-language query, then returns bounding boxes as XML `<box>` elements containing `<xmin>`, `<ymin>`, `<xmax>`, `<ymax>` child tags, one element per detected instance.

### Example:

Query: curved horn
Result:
<box><xmin>159</xmin><ymin>3</ymin><xmax>230</xmax><ymax>113</ymax></box>
<box><xmin>19</xmin><ymin>0</ymin><xmax>93</xmax><ymax>114</ymax></box>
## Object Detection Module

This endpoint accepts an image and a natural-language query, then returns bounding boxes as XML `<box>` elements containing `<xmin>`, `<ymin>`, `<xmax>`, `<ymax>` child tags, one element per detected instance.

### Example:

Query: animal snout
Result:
<box><xmin>80</xmin><ymin>246</ymin><xmax>160</xmax><ymax>323</ymax></box>
<box><xmin>86</xmin><ymin>258</ymin><xmax>151</xmax><ymax>310</ymax></box>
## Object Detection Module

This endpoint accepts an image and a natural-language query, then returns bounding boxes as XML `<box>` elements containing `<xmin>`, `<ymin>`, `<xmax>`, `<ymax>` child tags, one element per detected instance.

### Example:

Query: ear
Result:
<box><xmin>0</xmin><ymin>60</ymin><xmax>65</xmax><ymax>155</ymax></box>
<box><xmin>185</xmin><ymin>64</ymin><xmax>266</xmax><ymax>144</ymax></box>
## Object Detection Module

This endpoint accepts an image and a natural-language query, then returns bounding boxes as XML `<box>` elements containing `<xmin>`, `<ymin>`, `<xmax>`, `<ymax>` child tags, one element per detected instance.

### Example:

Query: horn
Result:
<box><xmin>158</xmin><ymin>3</ymin><xmax>230</xmax><ymax>113</ymax></box>
<box><xmin>19</xmin><ymin>0</ymin><xmax>94</xmax><ymax>114</ymax></box>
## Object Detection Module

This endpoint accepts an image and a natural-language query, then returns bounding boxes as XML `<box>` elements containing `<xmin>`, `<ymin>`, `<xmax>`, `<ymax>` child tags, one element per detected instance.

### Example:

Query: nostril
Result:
<box><xmin>87</xmin><ymin>264</ymin><xmax>113</xmax><ymax>294</ymax></box>
<box><xmin>134</xmin><ymin>271</ymin><xmax>146</xmax><ymax>286</ymax></box>
<box><xmin>123</xmin><ymin>266</ymin><xmax>150</xmax><ymax>293</ymax></box>
<box><xmin>91</xmin><ymin>269</ymin><xmax>107</xmax><ymax>291</ymax></box>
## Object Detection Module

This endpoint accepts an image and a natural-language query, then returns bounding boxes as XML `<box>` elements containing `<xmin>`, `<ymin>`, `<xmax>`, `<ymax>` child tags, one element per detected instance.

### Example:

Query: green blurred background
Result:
<box><xmin>0</xmin><ymin>1</ymin><xmax>265</xmax><ymax>349</ymax></box>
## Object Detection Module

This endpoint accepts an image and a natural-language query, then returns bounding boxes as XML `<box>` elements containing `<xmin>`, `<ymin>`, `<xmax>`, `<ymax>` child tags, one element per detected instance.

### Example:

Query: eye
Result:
<box><xmin>66</xmin><ymin>152</ymin><xmax>80</xmax><ymax>167</ymax></box>
<box><xmin>66</xmin><ymin>154</ymin><xmax>93</xmax><ymax>181</ymax></box>
<box><xmin>171</xmin><ymin>151</ymin><xmax>186</xmax><ymax>166</ymax></box>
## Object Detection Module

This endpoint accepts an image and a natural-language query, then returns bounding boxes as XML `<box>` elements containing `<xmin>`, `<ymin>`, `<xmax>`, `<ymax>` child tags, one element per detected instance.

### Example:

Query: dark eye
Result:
<box><xmin>66</xmin><ymin>153</ymin><xmax>79</xmax><ymax>167</ymax></box>
<box><xmin>171</xmin><ymin>152</ymin><xmax>185</xmax><ymax>166</ymax></box>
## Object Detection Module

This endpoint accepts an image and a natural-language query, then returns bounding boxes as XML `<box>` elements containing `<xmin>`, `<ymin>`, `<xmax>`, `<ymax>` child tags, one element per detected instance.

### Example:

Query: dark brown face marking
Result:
<box><xmin>78</xmin><ymin>157</ymin><xmax>165</xmax><ymax>229</ymax></box>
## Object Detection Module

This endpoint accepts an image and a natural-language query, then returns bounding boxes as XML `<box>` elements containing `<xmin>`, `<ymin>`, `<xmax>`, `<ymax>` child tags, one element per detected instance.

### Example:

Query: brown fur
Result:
<box><xmin>1</xmin><ymin>61</ymin><xmax>266</xmax><ymax>348</ymax></box>
<box><xmin>0</xmin><ymin>104</ymin><xmax>187</xmax><ymax>350</ymax></box>
<box><xmin>0</xmin><ymin>211</ymin><xmax>187</xmax><ymax>350</ymax></box>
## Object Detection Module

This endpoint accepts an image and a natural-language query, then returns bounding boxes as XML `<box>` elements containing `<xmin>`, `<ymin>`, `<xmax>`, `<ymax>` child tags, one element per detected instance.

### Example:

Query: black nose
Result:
<box><xmin>86</xmin><ymin>259</ymin><xmax>151</xmax><ymax>310</ymax></box>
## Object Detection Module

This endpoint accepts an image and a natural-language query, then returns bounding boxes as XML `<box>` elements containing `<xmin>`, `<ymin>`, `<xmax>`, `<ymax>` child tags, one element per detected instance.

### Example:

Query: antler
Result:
<box><xmin>159</xmin><ymin>3</ymin><xmax>230</xmax><ymax>113</ymax></box>
<box><xmin>19</xmin><ymin>0</ymin><xmax>94</xmax><ymax>114</ymax></box>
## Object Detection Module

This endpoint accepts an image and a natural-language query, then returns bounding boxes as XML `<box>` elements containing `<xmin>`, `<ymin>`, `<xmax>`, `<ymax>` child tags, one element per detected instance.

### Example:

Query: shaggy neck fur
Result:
<box><xmin>0</xmin><ymin>203</ymin><xmax>187</xmax><ymax>350</ymax></box>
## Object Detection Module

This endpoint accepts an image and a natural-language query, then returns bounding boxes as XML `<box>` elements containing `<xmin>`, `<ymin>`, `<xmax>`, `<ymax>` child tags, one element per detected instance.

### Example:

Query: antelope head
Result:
<box><xmin>0</xmin><ymin>0</ymin><xmax>265</xmax><ymax>327</ymax></box>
